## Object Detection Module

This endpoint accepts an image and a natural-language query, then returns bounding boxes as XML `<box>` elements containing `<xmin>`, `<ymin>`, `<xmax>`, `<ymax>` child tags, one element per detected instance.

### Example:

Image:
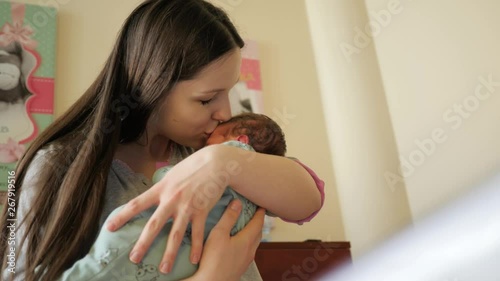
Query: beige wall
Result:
<box><xmin>304</xmin><ymin>0</ymin><xmax>500</xmax><ymax>258</ymax></box>
<box><xmin>305</xmin><ymin>0</ymin><xmax>413</xmax><ymax>257</ymax></box>
<box><xmin>364</xmin><ymin>0</ymin><xmax>500</xmax><ymax>218</ymax></box>
<box><xmin>14</xmin><ymin>0</ymin><xmax>346</xmax><ymax>242</ymax></box>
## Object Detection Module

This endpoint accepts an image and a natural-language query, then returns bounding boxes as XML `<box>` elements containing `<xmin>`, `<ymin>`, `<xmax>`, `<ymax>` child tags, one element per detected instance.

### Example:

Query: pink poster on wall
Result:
<box><xmin>229</xmin><ymin>39</ymin><xmax>264</xmax><ymax>115</ymax></box>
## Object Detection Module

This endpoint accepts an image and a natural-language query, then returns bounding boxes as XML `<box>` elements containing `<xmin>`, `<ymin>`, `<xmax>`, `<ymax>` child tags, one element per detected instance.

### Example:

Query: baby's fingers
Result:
<box><xmin>106</xmin><ymin>190</ymin><xmax>159</xmax><ymax>231</ymax></box>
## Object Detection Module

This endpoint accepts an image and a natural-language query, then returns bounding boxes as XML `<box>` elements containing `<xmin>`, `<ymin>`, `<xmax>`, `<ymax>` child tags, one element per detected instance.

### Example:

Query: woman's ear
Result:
<box><xmin>236</xmin><ymin>135</ymin><xmax>249</xmax><ymax>144</ymax></box>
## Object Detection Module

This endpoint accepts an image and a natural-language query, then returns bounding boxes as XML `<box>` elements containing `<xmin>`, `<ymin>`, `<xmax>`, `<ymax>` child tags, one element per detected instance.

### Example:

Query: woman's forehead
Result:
<box><xmin>192</xmin><ymin>49</ymin><xmax>241</xmax><ymax>86</ymax></box>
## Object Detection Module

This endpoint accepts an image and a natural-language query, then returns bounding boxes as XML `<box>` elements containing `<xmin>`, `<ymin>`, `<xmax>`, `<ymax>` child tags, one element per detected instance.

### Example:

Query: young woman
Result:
<box><xmin>0</xmin><ymin>1</ymin><xmax>323</xmax><ymax>280</ymax></box>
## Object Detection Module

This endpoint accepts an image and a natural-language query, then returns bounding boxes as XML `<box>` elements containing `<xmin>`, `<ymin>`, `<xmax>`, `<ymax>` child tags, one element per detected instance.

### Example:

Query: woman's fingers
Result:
<box><xmin>129</xmin><ymin>203</ymin><xmax>174</xmax><ymax>264</ymax></box>
<box><xmin>241</xmin><ymin>207</ymin><xmax>265</xmax><ymax>248</ymax></box>
<box><xmin>189</xmin><ymin>215</ymin><xmax>207</xmax><ymax>265</ymax></box>
<box><xmin>190</xmin><ymin>201</ymin><xmax>259</xmax><ymax>281</ymax></box>
<box><xmin>228</xmin><ymin>207</ymin><xmax>264</xmax><ymax>268</ymax></box>
<box><xmin>106</xmin><ymin>189</ymin><xmax>159</xmax><ymax>231</ymax></box>
<box><xmin>160</xmin><ymin>209</ymin><xmax>190</xmax><ymax>273</ymax></box>
<box><xmin>213</xmin><ymin>200</ymin><xmax>242</xmax><ymax>233</ymax></box>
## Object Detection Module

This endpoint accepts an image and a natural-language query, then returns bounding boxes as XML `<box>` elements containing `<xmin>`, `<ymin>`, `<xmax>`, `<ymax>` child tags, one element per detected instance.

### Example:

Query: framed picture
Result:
<box><xmin>0</xmin><ymin>2</ymin><xmax>57</xmax><ymax>205</ymax></box>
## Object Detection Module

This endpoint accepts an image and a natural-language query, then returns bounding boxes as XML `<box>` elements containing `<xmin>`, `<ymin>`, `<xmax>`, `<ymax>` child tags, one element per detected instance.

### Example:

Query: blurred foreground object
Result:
<box><xmin>319</xmin><ymin>173</ymin><xmax>500</xmax><ymax>281</ymax></box>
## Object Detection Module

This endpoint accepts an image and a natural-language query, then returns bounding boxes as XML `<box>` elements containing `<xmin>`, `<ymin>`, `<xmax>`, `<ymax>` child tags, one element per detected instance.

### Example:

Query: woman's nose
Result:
<box><xmin>212</xmin><ymin>97</ymin><xmax>232</xmax><ymax>122</ymax></box>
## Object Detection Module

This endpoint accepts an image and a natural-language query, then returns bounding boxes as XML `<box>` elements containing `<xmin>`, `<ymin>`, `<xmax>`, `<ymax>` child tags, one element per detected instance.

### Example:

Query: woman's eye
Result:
<box><xmin>201</xmin><ymin>99</ymin><xmax>213</xmax><ymax>105</ymax></box>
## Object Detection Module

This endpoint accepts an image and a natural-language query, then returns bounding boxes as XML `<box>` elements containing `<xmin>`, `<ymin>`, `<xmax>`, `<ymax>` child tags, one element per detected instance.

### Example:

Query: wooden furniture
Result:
<box><xmin>254</xmin><ymin>241</ymin><xmax>351</xmax><ymax>281</ymax></box>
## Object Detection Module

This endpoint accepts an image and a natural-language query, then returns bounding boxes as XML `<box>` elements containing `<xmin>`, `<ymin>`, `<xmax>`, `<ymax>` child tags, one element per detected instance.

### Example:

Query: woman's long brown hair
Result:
<box><xmin>0</xmin><ymin>1</ymin><xmax>244</xmax><ymax>280</ymax></box>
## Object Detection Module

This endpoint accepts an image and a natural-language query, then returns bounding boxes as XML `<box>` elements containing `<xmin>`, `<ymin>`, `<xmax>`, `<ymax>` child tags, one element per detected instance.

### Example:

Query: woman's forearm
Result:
<box><xmin>212</xmin><ymin>144</ymin><xmax>322</xmax><ymax>221</ymax></box>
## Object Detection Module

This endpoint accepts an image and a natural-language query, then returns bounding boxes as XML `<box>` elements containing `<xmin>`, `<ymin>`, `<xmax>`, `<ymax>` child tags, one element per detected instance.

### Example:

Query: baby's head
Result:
<box><xmin>206</xmin><ymin>113</ymin><xmax>287</xmax><ymax>156</ymax></box>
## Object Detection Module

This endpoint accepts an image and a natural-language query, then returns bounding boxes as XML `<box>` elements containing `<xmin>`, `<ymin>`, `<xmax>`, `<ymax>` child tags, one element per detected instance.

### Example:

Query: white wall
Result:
<box><xmin>364</xmin><ymin>0</ymin><xmax>500</xmax><ymax>218</ymax></box>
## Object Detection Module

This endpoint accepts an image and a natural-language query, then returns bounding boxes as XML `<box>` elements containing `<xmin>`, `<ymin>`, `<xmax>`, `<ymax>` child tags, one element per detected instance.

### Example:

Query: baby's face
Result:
<box><xmin>205</xmin><ymin>122</ymin><xmax>237</xmax><ymax>146</ymax></box>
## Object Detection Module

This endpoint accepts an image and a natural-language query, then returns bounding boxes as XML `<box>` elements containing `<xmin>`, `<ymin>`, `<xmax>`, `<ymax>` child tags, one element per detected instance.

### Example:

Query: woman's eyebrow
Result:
<box><xmin>200</xmin><ymin>88</ymin><xmax>225</xmax><ymax>94</ymax></box>
<box><xmin>200</xmin><ymin>77</ymin><xmax>240</xmax><ymax>93</ymax></box>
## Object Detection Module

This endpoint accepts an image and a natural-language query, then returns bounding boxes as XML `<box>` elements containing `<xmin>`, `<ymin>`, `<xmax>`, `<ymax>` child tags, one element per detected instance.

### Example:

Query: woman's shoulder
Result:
<box><xmin>24</xmin><ymin>143</ymin><xmax>57</xmax><ymax>174</ymax></box>
<box><xmin>18</xmin><ymin>143</ymin><xmax>62</xmax><ymax>198</ymax></box>
<box><xmin>28</xmin><ymin>141</ymin><xmax>65</xmax><ymax>162</ymax></box>
<box><xmin>25</xmin><ymin>142</ymin><xmax>66</xmax><ymax>175</ymax></box>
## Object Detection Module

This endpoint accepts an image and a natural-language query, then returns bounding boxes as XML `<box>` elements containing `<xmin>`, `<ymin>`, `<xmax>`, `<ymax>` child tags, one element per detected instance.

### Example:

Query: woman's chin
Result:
<box><xmin>191</xmin><ymin>142</ymin><xmax>205</xmax><ymax>151</ymax></box>
<box><xmin>171</xmin><ymin>136</ymin><xmax>207</xmax><ymax>151</ymax></box>
<box><xmin>190</xmin><ymin>138</ymin><xmax>208</xmax><ymax>151</ymax></box>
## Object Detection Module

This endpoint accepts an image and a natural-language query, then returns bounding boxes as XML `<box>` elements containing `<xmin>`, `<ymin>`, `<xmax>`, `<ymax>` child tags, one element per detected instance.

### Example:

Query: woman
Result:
<box><xmin>0</xmin><ymin>0</ymin><xmax>323</xmax><ymax>280</ymax></box>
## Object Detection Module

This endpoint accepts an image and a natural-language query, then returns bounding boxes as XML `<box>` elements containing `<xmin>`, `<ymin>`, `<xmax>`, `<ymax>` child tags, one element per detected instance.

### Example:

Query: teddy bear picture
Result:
<box><xmin>0</xmin><ymin>1</ymin><xmax>57</xmax><ymax>207</ymax></box>
<box><xmin>0</xmin><ymin>41</ymin><xmax>32</xmax><ymax>105</ymax></box>
<box><xmin>0</xmin><ymin>40</ymin><xmax>36</xmax><ymax>163</ymax></box>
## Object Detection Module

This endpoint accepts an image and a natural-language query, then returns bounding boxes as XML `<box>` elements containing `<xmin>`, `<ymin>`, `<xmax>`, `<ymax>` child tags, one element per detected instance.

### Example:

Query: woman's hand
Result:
<box><xmin>185</xmin><ymin>200</ymin><xmax>265</xmax><ymax>281</ymax></box>
<box><xmin>106</xmin><ymin>145</ymin><xmax>231</xmax><ymax>273</ymax></box>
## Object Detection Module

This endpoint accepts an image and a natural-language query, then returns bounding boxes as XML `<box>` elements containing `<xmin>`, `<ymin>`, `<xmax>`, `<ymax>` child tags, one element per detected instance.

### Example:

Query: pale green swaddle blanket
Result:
<box><xmin>58</xmin><ymin>140</ymin><xmax>257</xmax><ymax>281</ymax></box>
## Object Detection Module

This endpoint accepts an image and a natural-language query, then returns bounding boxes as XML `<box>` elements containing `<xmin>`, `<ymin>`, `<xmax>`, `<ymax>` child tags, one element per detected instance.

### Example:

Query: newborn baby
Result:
<box><xmin>59</xmin><ymin>113</ymin><xmax>286</xmax><ymax>281</ymax></box>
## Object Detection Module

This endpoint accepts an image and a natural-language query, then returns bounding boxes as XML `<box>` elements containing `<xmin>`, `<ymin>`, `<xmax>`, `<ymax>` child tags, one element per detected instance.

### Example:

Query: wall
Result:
<box><xmin>305</xmin><ymin>0</ymin><xmax>413</xmax><ymax>257</ymax></box>
<box><xmin>364</xmin><ymin>0</ymin><xmax>500</xmax><ymax>218</ymax></box>
<box><xmin>305</xmin><ymin>0</ymin><xmax>500</xmax><ymax>257</ymax></box>
<box><xmin>12</xmin><ymin>0</ymin><xmax>346</xmax><ymax>242</ymax></box>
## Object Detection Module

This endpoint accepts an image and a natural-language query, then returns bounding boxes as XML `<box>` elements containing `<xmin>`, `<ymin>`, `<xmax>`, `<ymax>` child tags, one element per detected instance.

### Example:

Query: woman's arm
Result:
<box><xmin>106</xmin><ymin>144</ymin><xmax>323</xmax><ymax>272</ymax></box>
<box><xmin>210</xmin><ymin>144</ymin><xmax>323</xmax><ymax>222</ymax></box>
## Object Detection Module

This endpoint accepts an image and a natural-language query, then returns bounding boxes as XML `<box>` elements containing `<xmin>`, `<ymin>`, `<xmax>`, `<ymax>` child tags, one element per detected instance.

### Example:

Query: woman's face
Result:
<box><xmin>154</xmin><ymin>48</ymin><xmax>242</xmax><ymax>150</ymax></box>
